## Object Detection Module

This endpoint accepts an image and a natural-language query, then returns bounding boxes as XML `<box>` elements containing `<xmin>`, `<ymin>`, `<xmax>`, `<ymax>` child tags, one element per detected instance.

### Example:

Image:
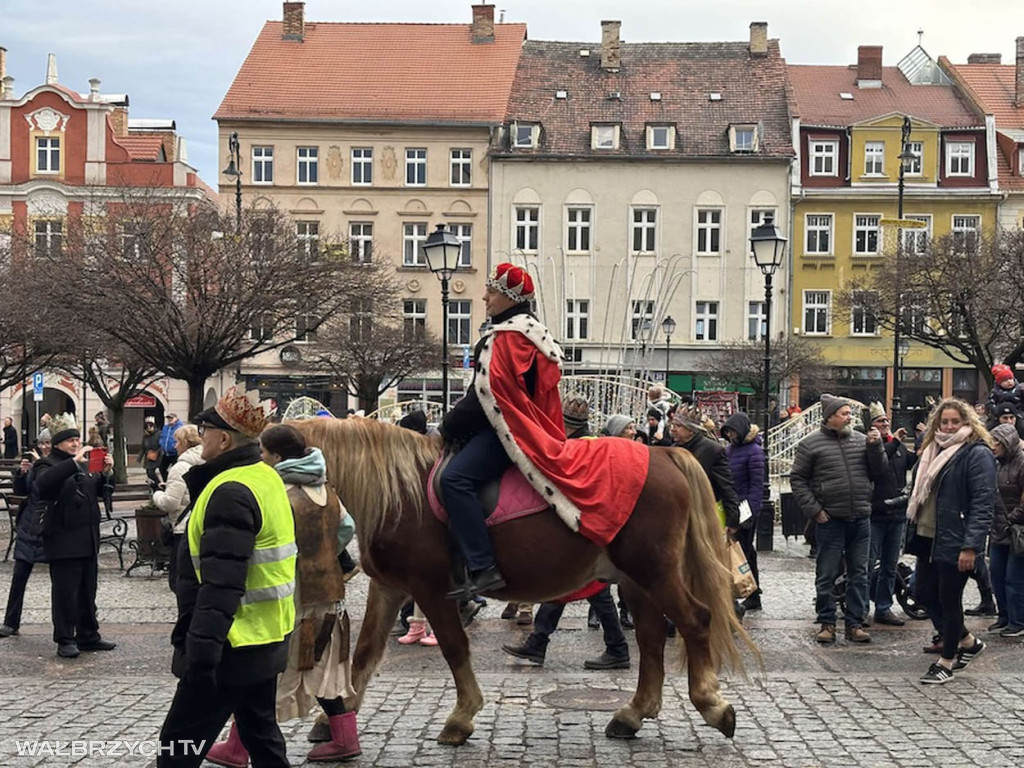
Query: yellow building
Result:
<box><xmin>788</xmin><ymin>46</ymin><xmax>1000</xmax><ymax>418</ymax></box>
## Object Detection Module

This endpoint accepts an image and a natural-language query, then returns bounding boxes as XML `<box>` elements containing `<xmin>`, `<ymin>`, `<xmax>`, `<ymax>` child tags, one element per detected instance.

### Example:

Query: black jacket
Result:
<box><xmin>907</xmin><ymin>441</ymin><xmax>996</xmax><ymax>566</ymax></box>
<box><xmin>35</xmin><ymin>448</ymin><xmax>109</xmax><ymax>561</ymax></box>
<box><xmin>440</xmin><ymin>303</ymin><xmax>536</xmax><ymax>444</ymax></box>
<box><xmin>12</xmin><ymin>465</ymin><xmax>46</xmax><ymax>564</ymax></box>
<box><xmin>3</xmin><ymin>425</ymin><xmax>18</xmax><ymax>458</ymax></box>
<box><xmin>988</xmin><ymin>382</ymin><xmax>1024</xmax><ymax>417</ymax></box>
<box><xmin>678</xmin><ymin>432</ymin><xmax>743</xmax><ymax>528</ymax></box>
<box><xmin>871</xmin><ymin>436</ymin><xmax>917</xmax><ymax>517</ymax></box>
<box><xmin>170</xmin><ymin>443</ymin><xmax>289</xmax><ymax>686</ymax></box>
<box><xmin>790</xmin><ymin>426</ymin><xmax>886</xmax><ymax>521</ymax></box>
<box><xmin>992</xmin><ymin>443</ymin><xmax>1024</xmax><ymax>547</ymax></box>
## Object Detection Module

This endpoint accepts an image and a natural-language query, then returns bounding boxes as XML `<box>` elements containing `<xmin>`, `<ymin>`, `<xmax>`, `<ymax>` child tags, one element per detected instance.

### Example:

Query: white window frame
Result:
<box><xmin>952</xmin><ymin>214</ymin><xmax>980</xmax><ymax>251</ymax></box>
<box><xmin>850</xmin><ymin>290</ymin><xmax>879</xmax><ymax>336</ymax></box>
<box><xmin>513</xmin><ymin>122</ymin><xmax>539</xmax><ymax>148</ymax></box>
<box><xmin>591</xmin><ymin>125</ymin><xmax>619</xmax><ymax>150</ymax></box>
<box><xmin>249</xmin><ymin>313</ymin><xmax>272</xmax><ymax>342</ymax></box>
<box><xmin>294</xmin><ymin>315</ymin><xmax>317</xmax><ymax>344</ymax></box>
<box><xmin>402</xmin><ymin>222</ymin><xmax>428</xmax><ymax>266</ymax></box>
<box><xmin>906</xmin><ymin>141</ymin><xmax>924</xmax><ymax>176</ymax></box>
<box><xmin>252</xmin><ymin>146</ymin><xmax>274</xmax><ymax>184</ymax></box>
<box><xmin>730</xmin><ymin>125</ymin><xmax>758</xmax><ymax>153</ymax></box>
<box><xmin>946</xmin><ymin>141</ymin><xmax>975</xmax><ymax>177</ymax></box>
<box><xmin>804</xmin><ymin>213</ymin><xmax>834</xmax><ymax>255</ymax></box>
<box><xmin>809</xmin><ymin>140</ymin><xmax>838</xmax><ymax>176</ymax></box>
<box><xmin>852</xmin><ymin>214</ymin><xmax>882</xmax><ymax>256</ymax></box>
<box><xmin>566</xmin><ymin>299</ymin><xmax>590</xmax><ymax>340</ymax></box>
<box><xmin>349</xmin><ymin>298</ymin><xmax>373</xmax><ymax>344</ymax></box>
<box><xmin>902</xmin><ymin>214</ymin><xmax>931</xmax><ymax>255</ymax></box>
<box><xmin>295</xmin><ymin>220</ymin><xmax>320</xmax><ymax>258</ymax></box>
<box><xmin>33</xmin><ymin>219</ymin><xmax>63</xmax><ymax>257</ymax></box>
<box><xmin>513</xmin><ymin>206</ymin><xmax>539</xmax><ymax>253</ymax></box>
<box><xmin>695</xmin><ymin>208</ymin><xmax>723</xmax><ymax>256</ymax></box>
<box><xmin>749</xmin><ymin>208</ymin><xmax>778</xmax><ymax>241</ymax></box>
<box><xmin>565</xmin><ymin>207</ymin><xmax>592</xmax><ymax>254</ymax></box>
<box><xmin>351</xmin><ymin>147</ymin><xmax>373</xmax><ymax>186</ymax></box>
<box><xmin>631</xmin><ymin>300</ymin><xmax>655</xmax><ymax>341</ymax></box>
<box><xmin>405</xmin><ymin>148</ymin><xmax>427</xmax><ymax>187</ymax></box>
<box><xmin>647</xmin><ymin>125</ymin><xmax>674</xmax><ymax>150</ymax></box>
<box><xmin>349</xmin><ymin>222</ymin><xmax>373</xmax><ymax>264</ymax></box>
<box><xmin>450</xmin><ymin>148</ymin><xmax>472</xmax><ymax>187</ymax></box>
<box><xmin>694</xmin><ymin>301</ymin><xmax>719</xmax><ymax>342</ymax></box>
<box><xmin>403</xmin><ymin>298</ymin><xmax>427</xmax><ymax>341</ymax></box>
<box><xmin>803</xmin><ymin>290</ymin><xmax>832</xmax><ymax>336</ymax></box>
<box><xmin>747</xmin><ymin>301</ymin><xmax>766</xmax><ymax>341</ymax></box>
<box><xmin>448</xmin><ymin>300</ymin><xmax>472</xmax><ymax>346</ymax></box>
<box><xmin>864</xmin><ymin>141</ymin><xmax>885</xmax><ymax>176</ymax></box>
<box><xmin>631</xmin><ymin>207</ymin><xmax>658</xmax><ymax>254</ymax></box>
<box><xmin>296</xmin><ymin>146</ymin><xmax>318</xmax><ymax>185</ymax></box>
<box><xmin>36</xmin><ymin>136</ymin><xmax>60</xmax><ymax>174</ymax></box>
<box><xmin>1019</xmin><ymin>145</ymin><xmax>1024</xmax><ymax>175</ymax></box>
<box><xmin>450</xmin><ymin>223</ymin><xmax>473</xmax><ymax>268</ymax></box>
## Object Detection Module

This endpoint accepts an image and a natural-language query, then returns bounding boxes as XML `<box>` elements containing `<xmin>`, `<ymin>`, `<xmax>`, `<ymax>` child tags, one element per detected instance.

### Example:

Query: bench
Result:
<box><xmin>1</xmin><ymin>493</ymin><xmax>126</xmax><ymax>569</ymax></box>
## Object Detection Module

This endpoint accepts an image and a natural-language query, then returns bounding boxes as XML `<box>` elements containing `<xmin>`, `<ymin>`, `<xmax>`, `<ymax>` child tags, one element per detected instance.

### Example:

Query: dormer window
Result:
<box><xmin>647</xmin><ymin>125</ymin><xmax>675</xmax><ymax>150</ymax></box>
<box><xmin>513</xmin><ymin>122</ymin><xmax>539</xmax><ymax>149</ymax></box>
<box><xmin>730</xmin><ymin>124</ymin><xmax>758</xmax><ymax>153</ymax></box>
<box><xmin>591</xmin><ymin>124</ymin><xmax>619</xmax><ymax>150</ymax></box>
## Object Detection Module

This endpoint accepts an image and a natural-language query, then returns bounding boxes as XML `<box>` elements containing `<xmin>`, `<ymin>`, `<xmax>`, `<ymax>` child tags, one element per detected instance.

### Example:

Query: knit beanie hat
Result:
<box><xmin>647</xmin><ymin>407</ymin><xmax>664</xmax><ymax>421</ymax></box>
<box><xmin>37</xmin><ymin>428</ymin><xmax>51</xmax><ymax>442</ymax></box>
<box><xmin>398</xmin><ymin>410</ymin><xmax>428</xmax><ymax>434</ymax></box>
<box><xmin>49</xmin><ymin>413</ymin><xmax>80</xmax><ymax>445</ymax></box>
<box><xmin>603</xmin><ymin>414</ymin><xmax>633</xmax><ymax>437</ymax></box>
<box><xmin>820</xmin><ymin>393</ymin><xmax>848</xmax><ymax>421</ymax></box>
<box><xmin>671</xmin><ymin>404</ymin><xmax>705</xmax><ymax>433</ymax></box>
<box><xmin>992</xmin><ymin>364</ymin><xmax>1015</xmax><ymax>384</ymax></box>
<box><xmin>562</xmin><ymin>393</ymin><xmax>590</xmax><ymax>430</ymax></box>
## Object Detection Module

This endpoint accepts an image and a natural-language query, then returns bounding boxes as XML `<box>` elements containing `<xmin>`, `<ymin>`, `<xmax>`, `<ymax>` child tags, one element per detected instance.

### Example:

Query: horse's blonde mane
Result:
<box><xmin>289</xmin><ymin>418</ymin><xmax>441</xmax><ymax>542</ymax></box>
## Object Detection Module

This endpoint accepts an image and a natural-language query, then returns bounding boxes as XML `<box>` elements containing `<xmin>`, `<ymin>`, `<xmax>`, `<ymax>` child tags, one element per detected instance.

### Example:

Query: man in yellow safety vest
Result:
<box><xmin>158</xmin><ymin>388</ymin><xmax>295</xmax><ymax>767</ymax></box>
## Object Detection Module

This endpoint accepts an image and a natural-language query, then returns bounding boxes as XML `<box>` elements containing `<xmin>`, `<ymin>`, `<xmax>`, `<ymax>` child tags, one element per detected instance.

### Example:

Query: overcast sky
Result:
<box><xmin>3</xmin><ymin>0</ymin><xmax>1021</xmax><ymax>184</ymax></box>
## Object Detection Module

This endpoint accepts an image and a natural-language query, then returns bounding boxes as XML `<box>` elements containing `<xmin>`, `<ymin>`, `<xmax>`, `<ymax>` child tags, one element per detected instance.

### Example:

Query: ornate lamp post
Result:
<box><xmin>222</xmin><ymin>131</ymin><xmax>243</xmax><ymax>235</ymax></box>
<box><xmin>893</xmin><ymin>116</ymin><xmax>916</xmax><ymax>430</ymax></box>
<box><xmin>422</xmin><ymin>224</ymin><xmax>462</xmax><ymax>414</ymax></box>
<box><xmin>661</xmin><ymin>315</ymin><xmax>676</xmax><ymax>385</ymax></box>
<box><xmin>749</xmin><ymin>214</ymin><xmax>788</xmax><ymax>552</ymax></box>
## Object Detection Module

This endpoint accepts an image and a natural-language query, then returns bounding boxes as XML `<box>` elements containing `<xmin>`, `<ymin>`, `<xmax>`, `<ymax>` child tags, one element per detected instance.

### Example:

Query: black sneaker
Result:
<box><xmin>920</xmin><ymin>662</ymin><xmax>954</xmax><ymax>684</ymax></box>
<box><xmin>873</xmin><ymin>611</ymin><xmax>906</xmax><ymax>626</ymax></box>
<box><xmin>952</xmin><ymin>639</ymin><xmax>985</xmax><ymax>671</ymax></box>
<box><xmin>742</xmin><ymin>593</ymin><xmax>762</xmax><ymax>611</ymax></box>
<box><xmin>78</xmin><ymin>639</ymin><xmax>117</xmax><ymax>652</ymax></box>
<box><xmin>583</xmin><ymin>652</ymin><xmax>630</xmax><ymax>670</ymax></box>
<box><xmin>999</xmin><ymin>625</ymin><xmax>1024</xmax><ymax>638</ymax></box>
<box><xmin>57</xmin><ymin>642</ymin><xmax>80</xmax><ymax>658</ymax></box>
<box><xmin>0</xmin><ymin>624</ymin><xmax>18</xmax><ymax>638</ymax></box>
<box><xmin>501</xmin><ymin>641</ymin><xmax>545</xmax><ymax>665</ymax></box>
<box><xmin>964</xmin><ymin>602</ymin><xmax>997</xmax><ymax>617</ymax></box>
<box><xmin>987</xmin><ymin>619</ymin><xmax>1008</xmax><ymax>632</ymax></box>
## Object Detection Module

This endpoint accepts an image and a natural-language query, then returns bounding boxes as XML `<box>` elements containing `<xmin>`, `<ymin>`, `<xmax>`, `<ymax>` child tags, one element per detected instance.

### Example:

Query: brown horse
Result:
<box><xmin>293</xmin><ymin>416</ymin><xmax>754</xmax><ymax>746</ymax></box>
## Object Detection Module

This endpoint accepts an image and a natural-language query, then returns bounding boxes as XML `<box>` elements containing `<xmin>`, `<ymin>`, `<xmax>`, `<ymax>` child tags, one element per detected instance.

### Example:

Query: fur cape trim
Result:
<box><xmin>474</xmin><ymin>313</ymin><xmax>583</xmax><ymax>532</ymax></box>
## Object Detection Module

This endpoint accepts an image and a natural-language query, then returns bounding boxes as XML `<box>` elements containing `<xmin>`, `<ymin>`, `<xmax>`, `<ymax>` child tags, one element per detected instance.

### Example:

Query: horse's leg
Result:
<box><xmin>606</xmin><ymin>578</ymin><xmax>667</xmax><ymax>739</ymax></box>
<box><xmin>415</xmin><ymin>592</ymin><xmax>484</xmax><ymax>746</ymax></box>
<box><xmin>350</xmin><ymin>577</ymin><xmax>407</xmax><ymax>709</ymax></box>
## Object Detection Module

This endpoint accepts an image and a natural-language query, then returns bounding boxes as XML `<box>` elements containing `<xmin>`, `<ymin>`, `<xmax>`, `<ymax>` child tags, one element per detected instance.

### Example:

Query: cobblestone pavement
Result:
<box><xmin>0</xmin><ymin>520</ymin><xmax>1022</xmax><ymax>767</ymax></box>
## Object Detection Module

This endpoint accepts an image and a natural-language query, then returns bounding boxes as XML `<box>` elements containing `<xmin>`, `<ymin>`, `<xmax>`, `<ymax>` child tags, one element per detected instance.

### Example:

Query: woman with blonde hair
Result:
<box><xmin>153</xmin><ymin>424</ymin><xmax>204</xmax><ymax>592</ymax></box>
<box><xmin>906</xmin><ymin>398</ymin><xmax>996</xmax><ymax>684</ymax></box>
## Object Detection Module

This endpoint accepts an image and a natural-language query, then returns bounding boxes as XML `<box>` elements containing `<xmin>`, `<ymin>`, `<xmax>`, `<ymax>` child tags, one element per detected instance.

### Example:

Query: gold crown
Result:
<box><xmin>48</xmin><ymin>412</ymin><xmax>79</xmax><ymax>437</ymax></box>
<box><xmin>215</xmin><ymin>387</ymin><xmax>274</xmax><ymax>438</ymax></box>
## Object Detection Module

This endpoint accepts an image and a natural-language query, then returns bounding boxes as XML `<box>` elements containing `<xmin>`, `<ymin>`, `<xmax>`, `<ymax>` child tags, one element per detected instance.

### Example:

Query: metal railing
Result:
<box><xmin>766</xmin><ymin>399</ymin><xmax>865</xmax><ymax>485</ymax></box>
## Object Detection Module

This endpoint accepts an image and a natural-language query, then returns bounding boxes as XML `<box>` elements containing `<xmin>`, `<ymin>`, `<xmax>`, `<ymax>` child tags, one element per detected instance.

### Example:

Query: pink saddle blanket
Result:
<box><xmin>427</xmin><ymin>455</ymin><xmax>550</xmax><ymax>526</ymax></box>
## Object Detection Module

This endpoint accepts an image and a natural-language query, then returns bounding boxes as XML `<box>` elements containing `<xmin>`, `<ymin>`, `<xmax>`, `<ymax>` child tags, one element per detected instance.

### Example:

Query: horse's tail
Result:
<box><xmin>667</xmin><ymin>448</ymin><xmax>760</xmax><ymax>675</ymax></box>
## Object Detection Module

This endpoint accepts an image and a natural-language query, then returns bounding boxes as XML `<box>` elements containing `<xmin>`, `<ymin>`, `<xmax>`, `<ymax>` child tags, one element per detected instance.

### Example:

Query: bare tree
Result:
<box><xmin>845</xmin><ymin>230</ymin><xmax>1024</xmax><ymax>387</ymax></box>
<box><xmin>697</xmin><ymin>334</ymin><xmax>835</xmax><ymax>403</ymax></box>
<box><xmin>307</xmin><ymin>263</ymin><xmax>442</xmax><ymax>411</ymax></box>
<box><xmin>0</xmin><ymin>250</ymin><xmax>60</xmax><ymax>395</ymax></box>
<box><xmin>28</xmin><ymin>191</ymin><xmax>359</xmax><ymax>417</ymax></box>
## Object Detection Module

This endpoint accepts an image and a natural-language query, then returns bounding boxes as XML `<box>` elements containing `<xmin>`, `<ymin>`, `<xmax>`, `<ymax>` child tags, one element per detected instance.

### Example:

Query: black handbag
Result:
<box><xmin>1010</xmin><ymin>524</ymin><xmax>1024</xmax><ymax>557</ymax></box>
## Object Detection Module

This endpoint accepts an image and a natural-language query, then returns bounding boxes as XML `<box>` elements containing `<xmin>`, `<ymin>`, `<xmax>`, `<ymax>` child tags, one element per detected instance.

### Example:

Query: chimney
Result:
<box><xmin>967</xmin><ymin>53</ymin><xmax>1002</xmax><ymax>64</ymax></box>
<box><xmin>856</xmin><ymin>45</ymin><xmax>883</xmax><ymax>88</ymax></box>
<box><xmin>45</xmin><ymin>52</ymin><xmax>58</xmax><ymax>85</ymax></box>
<box><xmin>1017</xmin><ymin>36</ymin><xmax>1024</xmax><ymax>107</ymax></box>
<box><xmin>2</xmin><ymin>76</ymin><xmax>13</xmax><ymax>101</ymax></box>
<box><xmin>601</xmin><ymin>20</ymin><xmax>621</xmax><ymax>71</ymax></box>
<box><xmin>749</xmin><ymin>22</ymin><xmax>768</xmax><ymax>57</ymax></box>
<box><xmin>0</xmin><ymin>47</ymin><xmax>6</xmax><ymax>84</ymax></box>
<box><xmin>88</xmin><ymin>77</ymin><xmax>101</xmax><ymax>101</ymax></box>
<box><xmin>471</xmin><ymin>4</ymin><xmax>495</xmax><ymax>44</ymax></box>
<box><xmin>282</xmin><ymin>2</ymin><xmax>305</xmax><ymax>41</ymax></box>
<box><xmin>109</xmin><ymin>107</ymin><xmax>128</xmax><ymax>137</ymax></box>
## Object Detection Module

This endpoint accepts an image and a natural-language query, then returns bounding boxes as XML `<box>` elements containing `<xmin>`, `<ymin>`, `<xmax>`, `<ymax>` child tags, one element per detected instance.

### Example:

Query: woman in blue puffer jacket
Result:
<box><xmin>721</xmin><ymin>412</ymin><xmax>765</xmax><ymax>610</ymax></box>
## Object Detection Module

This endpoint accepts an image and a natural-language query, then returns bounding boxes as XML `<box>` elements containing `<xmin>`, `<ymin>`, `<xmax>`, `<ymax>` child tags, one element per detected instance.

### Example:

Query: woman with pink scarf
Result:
<box><xmin>906</xmin><ymin>398</ymin><xmax>996</xmax><ymax>685</ymax></box>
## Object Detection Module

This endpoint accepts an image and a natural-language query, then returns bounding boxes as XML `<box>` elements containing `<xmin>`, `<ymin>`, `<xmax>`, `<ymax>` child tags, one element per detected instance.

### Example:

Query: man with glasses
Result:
<box><xmin>867</xmin><ymin>402</ymin><xmax>917</xmax><ymax>626</ymax></box>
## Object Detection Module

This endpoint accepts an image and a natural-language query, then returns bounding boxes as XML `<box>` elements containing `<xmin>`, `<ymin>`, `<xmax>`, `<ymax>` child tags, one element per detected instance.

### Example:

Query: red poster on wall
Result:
<box><xmin>124</xmin><ymin>394</ymin><xmax>157</xmax><ymax>408</ymax></box>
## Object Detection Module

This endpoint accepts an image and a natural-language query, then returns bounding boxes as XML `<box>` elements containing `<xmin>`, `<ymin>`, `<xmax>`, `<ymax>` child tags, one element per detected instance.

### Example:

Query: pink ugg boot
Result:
<box><xmin>205</xmin><ymin>722</ymin><xmax>249</xmax><ymax>768</ymax></box>
<box><xmin>397</xmin><ymin>619</ymin><xmax>427</xmax><ymax>644</ymax></box>
<box><xmin>307</xmin><ymin>712</ymin><xmax>362</xmax><ymax>762</ymax></box>
<box><xmin>420</xmin><ymin>631</ymin><xmax>438</xmax><ymax>646</ymax></box>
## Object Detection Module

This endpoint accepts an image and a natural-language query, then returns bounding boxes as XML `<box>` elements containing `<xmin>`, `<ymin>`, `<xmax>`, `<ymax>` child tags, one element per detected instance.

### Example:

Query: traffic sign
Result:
<box><xmin>32</xmin><ymin>372</ymin><xmax>44</xmax><ymax>402</ymax></box>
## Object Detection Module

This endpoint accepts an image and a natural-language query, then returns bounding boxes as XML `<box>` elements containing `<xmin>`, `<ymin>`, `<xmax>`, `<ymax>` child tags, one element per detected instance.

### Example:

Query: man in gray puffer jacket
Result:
<box><xmin>790</xmin><ymin>394</ymin><xmax>886</xmax><ymax>644</ymax></box>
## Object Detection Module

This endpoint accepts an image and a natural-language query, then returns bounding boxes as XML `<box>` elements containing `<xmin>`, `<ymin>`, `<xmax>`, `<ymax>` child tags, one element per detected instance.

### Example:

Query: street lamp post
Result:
<box><xmin>749</xmin><ymin>214</ymin><xmax>788</xmax><ymax>552</ymax></box>
<box><xmin>661</xmin><ymin>315</ymin><xmax>676</xmax><ymax>386</ymax></box>
<box><xmin>893</xmin><ymin>116</ymin><xmax>916</xmax><ymax>431</ymax></box>
<box><xmin>422</xmin><ymin>224</ymin><xmax>462</xmax><ymax>415</ymax></box>
<box><xmin>222</xmin><ymin>131</ymin><xmax>243</xmax><ymax>235</ymax></box>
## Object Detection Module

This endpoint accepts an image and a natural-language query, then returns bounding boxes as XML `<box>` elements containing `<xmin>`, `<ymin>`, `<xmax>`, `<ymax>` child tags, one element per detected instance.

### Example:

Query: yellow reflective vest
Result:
<box><xmin>188</xmin><ymin>462</ymin><xmax>296</xmax><ymax>648</ymax></box>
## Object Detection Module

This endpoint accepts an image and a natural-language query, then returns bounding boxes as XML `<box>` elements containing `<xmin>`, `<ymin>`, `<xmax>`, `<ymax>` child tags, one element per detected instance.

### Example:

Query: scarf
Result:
<box><xmin>275</xmin><ymin>448</ymin><xmax>327</xmax><ymax>487</ymax></box>
<box><xmin>906</xmin><ymin>426</ymin><xmax>971</xmax><ymax>522</ymax></box>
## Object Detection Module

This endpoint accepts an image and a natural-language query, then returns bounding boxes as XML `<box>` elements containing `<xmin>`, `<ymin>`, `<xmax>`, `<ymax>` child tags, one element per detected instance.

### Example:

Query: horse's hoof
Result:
<box><xmin>437</xmin><ymin>723</ymin><xmax>472</xmax><ymax>746</ymax></box>
<box><xmin>605</xmin><ymin>716</ymin><xmax>640</xmax><ymax>740</ymax></box>
<box><xmin>717</xmin><ymin>704</ymin><xmax>736</xmax><ymax>739</ymax></box>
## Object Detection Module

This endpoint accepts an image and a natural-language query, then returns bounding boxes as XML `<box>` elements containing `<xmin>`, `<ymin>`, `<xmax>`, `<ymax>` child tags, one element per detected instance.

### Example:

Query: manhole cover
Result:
<box><xmin>540</xmin><ymin>687</ymin><xmax>631</xmax><ymax>711</ymax></box>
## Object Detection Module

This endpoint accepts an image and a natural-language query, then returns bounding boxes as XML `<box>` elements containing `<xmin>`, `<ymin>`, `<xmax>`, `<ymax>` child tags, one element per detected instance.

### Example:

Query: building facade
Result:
<box><xmin>788</xmin><ymin>45</ymin><xmax>1001</xmax><ymax>415</ymax></box>
<box><xmin>213</xmin><ymin>2</ymin><xmax>524</xmax><ymax>411</ymax></box>
<box><xmin>490</xmin><ymin>22</ymin><xmax>794</xmax><ymax>399</ymax></box>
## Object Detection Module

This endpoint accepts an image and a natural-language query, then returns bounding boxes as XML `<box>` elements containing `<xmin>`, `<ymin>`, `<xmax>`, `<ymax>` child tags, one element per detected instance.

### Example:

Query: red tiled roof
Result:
<box><xmin>501</xmin><ymin>40</ymin><xmax>794</xmax><ymax>158</ymax></box>
<box><xmin>215</xmin><ymin>21</ymin><xmax>527</xmax><ymax>123</ymax></box>
<box><xmin>788</xmin><ymin>64</ymin><xmax>981</xmax><ymax>128</ymax></box>
<box><xmin>113</xmin><ymin>134</ymin><xmax>165</xmax><ymax>161</ymax></box>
